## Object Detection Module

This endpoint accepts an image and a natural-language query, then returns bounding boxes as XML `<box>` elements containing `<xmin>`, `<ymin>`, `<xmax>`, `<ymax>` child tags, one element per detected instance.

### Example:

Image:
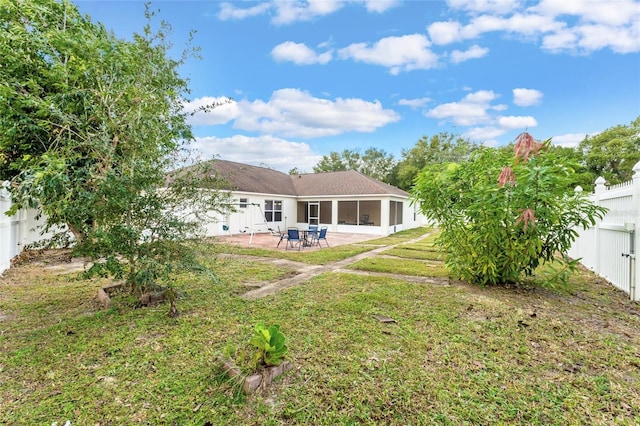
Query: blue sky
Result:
<box><xmin>75</xmin><ymin>0</ymin><xmax>640</xmax><ymax>173</ymax></box>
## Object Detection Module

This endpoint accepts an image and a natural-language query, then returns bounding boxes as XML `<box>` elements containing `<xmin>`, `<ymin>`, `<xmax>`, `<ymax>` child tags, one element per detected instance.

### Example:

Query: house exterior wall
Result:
<box><xmin>204</xmin><ymin>191</ymin><xmax>298</xmax><ymax>236</ymax></box>
<box><xmin>205</xmin><ymin>191</ymin><xmax>427</xmax><ymax>237</ymax></box>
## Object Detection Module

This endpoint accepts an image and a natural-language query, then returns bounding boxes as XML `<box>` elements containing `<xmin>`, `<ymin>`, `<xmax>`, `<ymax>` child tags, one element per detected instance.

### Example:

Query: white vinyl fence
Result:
<box><xmin>568</xmin><ymin>161</ymin><xmax>640</xmax><ymax>301</ymax></box>
<box><xmin>0</xmin><ymin>188</ymin><xmax>52</xmax><ymax>274</ymax></box>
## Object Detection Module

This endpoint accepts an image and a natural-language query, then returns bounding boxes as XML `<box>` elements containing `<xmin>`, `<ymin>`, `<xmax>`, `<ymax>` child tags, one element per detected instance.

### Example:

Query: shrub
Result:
<box><xmin>412</xmin><ymin>132</ymin><xmax>607</xmax><ymax>286</ymax></box>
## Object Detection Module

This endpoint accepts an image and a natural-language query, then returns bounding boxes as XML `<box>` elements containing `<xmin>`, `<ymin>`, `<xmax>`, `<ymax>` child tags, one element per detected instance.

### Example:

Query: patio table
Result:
<box><xmin>299</xmin><ymin>229</ymin><xmax>314</xmax><ymax>247</ymax></box>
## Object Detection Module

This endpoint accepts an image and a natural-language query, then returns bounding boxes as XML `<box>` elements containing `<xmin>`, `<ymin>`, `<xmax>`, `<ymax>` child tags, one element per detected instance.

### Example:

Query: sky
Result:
<box><xmin>74</xmin><ymin>0</ymin><xmax>640</xmax><ymax>173</ymax></box>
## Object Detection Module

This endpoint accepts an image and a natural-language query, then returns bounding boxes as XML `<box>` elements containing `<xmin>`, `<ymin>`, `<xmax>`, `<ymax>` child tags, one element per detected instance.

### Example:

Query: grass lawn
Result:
<box><xmin>1</xmin><ymin>229</ymin><xmax>639</xmax><ymax>425</ymax></box>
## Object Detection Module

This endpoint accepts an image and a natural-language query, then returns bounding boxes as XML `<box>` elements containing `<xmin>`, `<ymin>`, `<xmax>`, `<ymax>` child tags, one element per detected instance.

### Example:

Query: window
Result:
<box><xmin>338</xmin><ymin>200</ymin><xmax>380</xmax><ymax>225</ymax></box>
<box><xmin>264</xmin><ymin>200</ymin><xmax>282</xmax><ymax>222</ymax></box>
<box><xmin>359</xmin><ymin>200</ymin><xmax>379</xmax><ymax>225</ymax></box>
<box><xmin>239</xmin><ymin>198</ymin><xmax>248</xmax><ymax>208</ymax></box>
<box><xmin>390</xmin><ymin>201</ymin><xmax>403</xmax><ymax>225</ymax></box>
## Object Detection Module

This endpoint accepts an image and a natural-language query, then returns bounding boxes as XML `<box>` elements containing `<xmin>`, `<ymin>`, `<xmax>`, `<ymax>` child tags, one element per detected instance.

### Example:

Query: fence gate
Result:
<box><xmin>598</xmin><ymin>224</ymin><xmax>635</xmax><ymax>298</ymax></box>
<box><xmin>569</xmin><ymin>163</ymin><xmax>640</xmax><ymax>301</ymax></box>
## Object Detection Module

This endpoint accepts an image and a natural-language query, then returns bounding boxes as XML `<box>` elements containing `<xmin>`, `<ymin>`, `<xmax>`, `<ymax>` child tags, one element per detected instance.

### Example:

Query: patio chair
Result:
<box><xmin>308</xmin><ymin>224</ymin><xmax>319</xmax><ymax>239</ymax></box>
<box><xmin>312</xmin><ymin>226</ymin><xmax>329</xmax><ymax>248</ymax></box>
<box><xmin>286</xmin><ymin>227</ymin><xmax>302</xmax><ymax>251</ymax></box>
<box><xmin>274</xmin><ymin>226</ymin><xmax>288</xmax><ymax>248</ymax></box>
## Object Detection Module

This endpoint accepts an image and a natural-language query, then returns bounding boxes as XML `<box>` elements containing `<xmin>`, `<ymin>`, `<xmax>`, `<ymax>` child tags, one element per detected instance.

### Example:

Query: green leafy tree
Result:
<box><xmin>579</xmin><ymin>116</ymin><xmax>640</xmax><ymax>186</ymax></box>
<box><xmin>0</xmin><ymin>0</ymin><xmax>230</xmax><ymax>312</ymax></box>
<box><xmin>313</xmin><ymin>147</ymin><xmax>395</xmax><ymax>182</ymax></box>
<box><xmin>313</xmin><ymin>150</ymin><xmax>356</xmax><ymax>173</ymax></box>
<box><xmin>391</xmin><ymin>132</ymin><xmax>478</xmax><ymax>190</ymax></box>
<box><xmin>413</xmin><ymin>132</ymin><xmax>607</xmax><ymax>287</ymax></box>
<box><xmin>546</xmin><ymin>145</ymin><xmax>593</xmax><ymax>190</ymax></box>
<box><xmin>359</xmin><ymin>147</ymin><xmax>395</xmax><ymax>182</ymax></box>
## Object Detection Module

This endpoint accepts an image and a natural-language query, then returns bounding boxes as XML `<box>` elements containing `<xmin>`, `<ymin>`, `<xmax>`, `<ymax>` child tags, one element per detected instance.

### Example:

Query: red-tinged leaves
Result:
<box><xmin>498</xmin><ymin>166</ymin><xmax>515</xmax><ymax>187</ymax></box>
<box><xmin>516</xmin><ymin>208</ymin><xmax>536</xmax><ymax>231</ymax></box>
<box><xmin>514</xmin><ymin>132</ymin><xmax>546</xmax><ymax>163</ymax></box>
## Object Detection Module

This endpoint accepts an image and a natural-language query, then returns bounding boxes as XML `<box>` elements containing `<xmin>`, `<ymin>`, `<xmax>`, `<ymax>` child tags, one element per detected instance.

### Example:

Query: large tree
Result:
<box><xmin>313</xmin><ymin>147</ymin><xmax>395</xmax><ymax>182</ymax></box>
<box><xmin>390</xmin><ymin>132</ymin><xmax>478</xmax><ymax>190</ymax></box>
<box><xmin>579</xmin><ymin>117</ymin><xmax>640</xmax><ymax>186</ymax></box>
<box><xmin>0</xmin><ymin>0</ymin><xmax>229</xmax><ymax>311</ymax></box>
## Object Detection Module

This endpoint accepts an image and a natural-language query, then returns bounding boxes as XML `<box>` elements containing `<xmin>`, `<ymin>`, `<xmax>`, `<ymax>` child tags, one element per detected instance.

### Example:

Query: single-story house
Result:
<box><xmin>201</xmin><ymin>159</ymin><xmax>427</xmax><ymax>237</ymax></box>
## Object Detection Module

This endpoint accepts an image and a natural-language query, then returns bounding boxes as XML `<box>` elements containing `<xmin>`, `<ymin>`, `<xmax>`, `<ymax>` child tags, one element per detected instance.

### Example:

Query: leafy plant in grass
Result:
<box><xmin>412</xmin><ymin>132</ymin><xmax>607</xmax><ymax>287</ymax></box>
<box><xmin>250</xmin><ymin>323</ymin><xmax>288</xmax><ymax>367</ymax></box>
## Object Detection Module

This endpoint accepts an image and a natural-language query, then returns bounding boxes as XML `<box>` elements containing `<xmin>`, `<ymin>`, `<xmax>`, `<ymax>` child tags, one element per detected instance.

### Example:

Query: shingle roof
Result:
<box><xmin>291</xmin><ymin>170</ymin><xmax>409</xmax><ymax>197</ymax></box>
<box><xmin>206</xmin><ymin>160</ymin><xmax>298</xmax><ymax>195</ymax></box>
<box><xmin>202</xmin><ymin>159</ymin><xmax>409</xmax><ymax>197</ymax></box>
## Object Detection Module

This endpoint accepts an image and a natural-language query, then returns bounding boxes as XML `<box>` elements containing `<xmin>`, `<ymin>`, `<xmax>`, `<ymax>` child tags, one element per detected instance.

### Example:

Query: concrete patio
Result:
<box><xmin>213</xmin><ymin>230</ymin><xmax>382</xmax><ymax>250</ymax></box>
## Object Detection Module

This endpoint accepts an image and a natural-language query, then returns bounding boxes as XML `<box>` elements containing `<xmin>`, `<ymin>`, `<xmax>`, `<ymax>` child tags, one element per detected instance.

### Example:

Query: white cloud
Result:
<box><xmin>217</xmin><ymin>2</ymin><xmax>271</xmax><ymax>20</ymax></box>
<box><xmin>426</xmin><ymin>90</ymin><xmax>541</xmax><ymax>133</ymax></box>
<box><xmin>463</xmin><ymin>126</ymin><xmax>508</xmax><ymax>146</ymax></box>
<box><xmin>450</xmin><ymin>44</ymin><xmax>489</xmax><ymax>63</ymax></box>
<box><xmin>428</xmin><ymin>1</ymin><xmax>640</xmax><ymax>54</ymax></box>
<box><xmin>271</xmin><ymin>41</ymin><xmax>333</xmax><ymax>64</ymax></box>
<box><xmin>446</xmin><ymin>0</ymin><xmax>521</xmax><ymax>15</ymax></box>
<box><xmin>541</xmin><ymin>23</ymin><xmax>640</xmax><ymax>54</ymax></box>
<box><xmin>551</xmin><ymin>132</ymin><xmax>588</xmax><ymax>147</ymax></box>
<box><xmin>358</xmin><ymin>0</ymin><xmax>401</xmax><ymax>13</ymax></box>
<box><xmin>398</xmin><ymin>97</ymin><xmax>432</xmax><ymax>109</ymax></box>
<box><xmin>426</xmin><ymin>90</ymin><xmax>498</xmax><ymax>126</ymax></box>
<box><xmin>339</xmin><ymin>34</ymin><xmax>439</xmax><ymax>74</ymax></box>
<box><xmin>513</xmin><ymin>88</ymin><xmax>543</xmax><ymax>106</ymax></box>
<box><xmin>233</xmin><ymin>88</ymin><xmax>400</xmax><ymax>138</ymax></box>
<box><xmin>217</xmin><ymin>0</ymin><xmax>345</xmax><ymax>24</ymax></box>
<box><xmin>190</xmin><ymin>135</ymin><xmax>322</xmax><ymax>173</ymax></box>
<box><xmin>456</xmin><ymin>13</ymin><xmax>563</xmax><ymax>41</ymax></box>
<box><xmin>464</xmin><ymin>90</ymin><xmax>497</xmax><ymax>104</ymax></box>
<box><xmin>463</xmin><ymin>126</ymin><xmax>507</xmax><ymax>140</ymax></box>
<box><xmin>183</xmin><ymin>97</ymin><xmax>240</xmax><ymax>126</ymax></box>
<box><xmin>428</xmin><ymin>21</ymin><xmax>463</xmax><ymax>45</ymax></box>
<box><xmin>185</xmin><ymin>90</ymin><xmax>399</xmax><ymax>138</ymax></box>
<box><xmin>541</xmin><ymin>29</ymin><xmax>578</xmax><ymax>51</ymax></box>
<box><xmin>218</xmin><ymin>0</ymin><xmax>399</xmax><ymax>25</ymax></box>
<box><xmin>271</xmin><ymin>0</ymin><xmax>344</xmax><ymax>24</ymax></box>
<box><xmin>498</xmin><ymin>115</ymin><xmax>538</xmax><ymax>129</ymax></box>
<box><xmin>574</xmin><ymin>23</ymin><xmax>640</xmax><ymax>54</ymax></box>
<box><xmin>533</xmin><ymin>0</ymin><xmax>639</xmax><ymax>26</ymax></box>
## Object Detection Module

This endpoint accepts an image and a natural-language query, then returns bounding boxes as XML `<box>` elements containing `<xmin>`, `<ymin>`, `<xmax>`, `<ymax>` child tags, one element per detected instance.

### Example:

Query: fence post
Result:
<box><xmin>0</xmin><ymin>184</ymin><xmax>11</xmax><ymax>273</ymax></box>
<box><xmin>593</xmin><ymin>176</ymin><xmax>606</xmax><ymax>275</ymax></box>
<box><xmin>632</xmin><ymin>161</ymin><xmax>640</xmax><ymax>301</ymax></box>
<box><xmin>572</xmin><ymin>186</ymin><xmax>584</xmax><ymax>260</ymax></box>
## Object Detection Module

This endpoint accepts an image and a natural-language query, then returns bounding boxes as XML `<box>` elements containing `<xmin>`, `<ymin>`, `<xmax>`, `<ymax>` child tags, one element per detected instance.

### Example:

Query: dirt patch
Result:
<box><xmin>10</xmin><ymin>248</ymin><xmax>74</xmax><ymax>267</ymax></box>
<box><xmin>6</xmin><ymin>248</ymin><xmax>92</xmax><ymax>276</ymax></box>
<box><xmin>43</xmin><ymin>260</ymin><xmax>88</xmax><ymax>275</ymax></box>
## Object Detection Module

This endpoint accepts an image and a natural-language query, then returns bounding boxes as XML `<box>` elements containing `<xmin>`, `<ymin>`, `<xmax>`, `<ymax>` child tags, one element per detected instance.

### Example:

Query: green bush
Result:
<box><xmin>412</xmin><ymin>132</ymin><xmax>607</xmax><ymax>286</ymax></box>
